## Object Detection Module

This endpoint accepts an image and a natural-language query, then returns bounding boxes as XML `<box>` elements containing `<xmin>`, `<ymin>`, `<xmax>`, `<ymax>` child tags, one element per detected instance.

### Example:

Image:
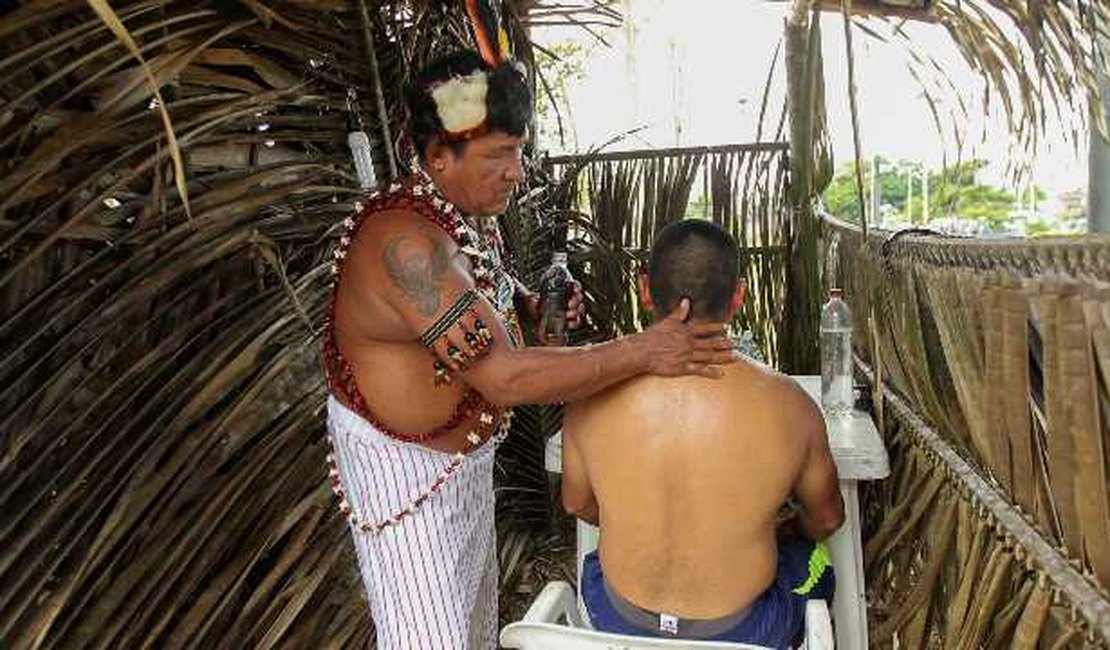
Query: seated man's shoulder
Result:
<box><xmin>563</xmin><ymin>373</ymin><xmax>665</xmax><ymax>437</ymax></box>
<box><xmin>727</xmin><ymin>357</ymin><xmax>790</xmax><ymax>394</ymax></box>
<box><xmin>737</xmin><ymin>362</ymin><xmax>822</xmax><ymax>428</ymax></box>
<box><xmin>565</xmin><ymin>377</ymin><xmax>635</xmax><ymax>420</ymax></box>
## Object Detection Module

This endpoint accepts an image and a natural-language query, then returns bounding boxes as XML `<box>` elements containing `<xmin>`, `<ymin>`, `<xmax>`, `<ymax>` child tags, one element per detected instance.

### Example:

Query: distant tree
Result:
<box><xmin>1056</xmin><ymin>188</ymin><xmax>1087</xmax><ymax>225</ymax></box>
<box><xmin>1026</xmin><ymin>188</ymin><xmax>1086</xmax><ymax>236</ymax></box>
<box><xmin>928</xmin><ymin>160</ymin><xmax>1017</xmax><ymax>230</ymax></box>
<box><xmin>823</xmin><ymin>157</ymin><xmax>922</xmax><ymax>222</ymax></box>
<box><xmin>534</xmin><ymin>41</ymin><xmax>591</xmax><ymax>150</ymax></box>
<box><xmin>822</xmin><ymin>158</ymin><xmax>1024</xmax><ymax>232</ymax></box>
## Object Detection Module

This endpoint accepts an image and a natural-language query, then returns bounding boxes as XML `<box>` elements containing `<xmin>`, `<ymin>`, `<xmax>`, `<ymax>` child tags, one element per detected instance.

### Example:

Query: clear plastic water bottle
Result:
<box><xmin>820</xmin><ymin>288</ymin><xmax>854</xmax><ymax>416</ymax></box>
<box><xmin>538</xmin><ymin>251</ymin><xmax>573</xmax><ymax>346</ymax></box>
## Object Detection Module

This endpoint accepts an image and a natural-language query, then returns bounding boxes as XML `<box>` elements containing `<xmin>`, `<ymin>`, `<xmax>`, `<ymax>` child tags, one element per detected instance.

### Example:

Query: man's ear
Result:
<box><xmin>728</xmin><ymin>278</ymin><xmax>748</xmax><ymax>318</ymax></box>
<box><xmin>637</xmin><ymin>272</ymin><xmax>655</xmax><ymax>314</ymax></box>
<box><xmin>425</xmin><ymin>139</ymin><xmax>453</xmax><ymax>172</ymax></box>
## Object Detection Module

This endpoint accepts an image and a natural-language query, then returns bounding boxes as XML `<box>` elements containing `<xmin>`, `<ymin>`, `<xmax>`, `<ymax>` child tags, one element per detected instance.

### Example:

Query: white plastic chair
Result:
<box><xmin>500</xmin><ymin>581</ymin><xmax>835</xmax><ymax>650</ymax></box>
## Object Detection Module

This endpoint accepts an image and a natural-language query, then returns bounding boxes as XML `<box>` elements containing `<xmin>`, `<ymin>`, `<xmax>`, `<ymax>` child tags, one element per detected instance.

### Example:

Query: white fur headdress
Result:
<box><xmin>428</xmin><ymin>71</ymin><xmax>489</xmax><ymax>140</ymax></box>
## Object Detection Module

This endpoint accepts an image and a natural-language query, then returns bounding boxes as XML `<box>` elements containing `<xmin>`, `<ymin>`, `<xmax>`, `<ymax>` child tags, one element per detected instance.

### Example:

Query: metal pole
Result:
<box><xmin>905</xmin><ymin>167</ymin><xmax>913</xmax><ymax>223</ymax></box>
<box><xmin>921</xmin><ymin>169</ymin><xmax>929</xmax><ymax>222</ymax></box>
<box><xmin>870</xmin><ymin>156</ymin><xmax>881</xmax><ymax>228</ymax></box>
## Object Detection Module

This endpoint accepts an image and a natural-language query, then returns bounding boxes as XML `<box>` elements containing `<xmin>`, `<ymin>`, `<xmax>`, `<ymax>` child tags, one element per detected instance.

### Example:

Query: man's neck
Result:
<box><xmin>426</xmin><ymin>168</ymin><xmax>489</xmax><ymax>223</ymax></box>
<box><xmin>677</xmin><ymin>317</ymin><xmax>728</xmax><ymax>327</ymax></box>
<box><xmin>423</xmin><ymin>165</ymin><xmax>458</xmax><ymax>203</ymax></box>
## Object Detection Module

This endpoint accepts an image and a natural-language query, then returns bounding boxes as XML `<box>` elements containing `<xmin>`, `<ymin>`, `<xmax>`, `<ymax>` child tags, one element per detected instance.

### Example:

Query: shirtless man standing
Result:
<box><xmin>323</xmin><ymin>52</ymin><xmax>738</xmax><ymax>649</ymax></box>
<box><xmin>562</xmin><ymin>219</ymin><xmax>845</xmax><ymax>649</ymax></box>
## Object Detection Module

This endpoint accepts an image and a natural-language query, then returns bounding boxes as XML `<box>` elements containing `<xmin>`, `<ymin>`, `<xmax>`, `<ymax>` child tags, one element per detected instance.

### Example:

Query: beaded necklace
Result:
<box><xmin>322</xmin><ymin>171</ymin><xmax>515</xmax><ymax>533</ymax></box>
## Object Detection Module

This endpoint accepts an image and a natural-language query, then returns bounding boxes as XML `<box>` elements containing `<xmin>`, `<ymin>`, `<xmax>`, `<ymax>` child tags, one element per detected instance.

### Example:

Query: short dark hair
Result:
<box><xmin>647</xmin><ymin>220</ymin><xmax>740</xmax><ymax>321</ymax></box>
<box><xmin>404</xmin><ymin>50</ymin><xmax>533</xmax><ymax>161</ymax></box>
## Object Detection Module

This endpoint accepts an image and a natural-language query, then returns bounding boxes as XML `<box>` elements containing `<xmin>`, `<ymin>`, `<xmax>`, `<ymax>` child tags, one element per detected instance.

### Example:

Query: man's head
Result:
<box><xmin>404</xmin><ymin>50</ymin><xmax>533</xmax><ymax>215</ymax></box>
<box><xmin>640</xmin><ymin>219</ymin><xmax>746</xmax><ymax>322</ymax></box>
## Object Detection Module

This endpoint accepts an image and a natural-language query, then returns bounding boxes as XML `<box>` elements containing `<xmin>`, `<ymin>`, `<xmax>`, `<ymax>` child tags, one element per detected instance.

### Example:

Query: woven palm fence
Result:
<box><xmin>824</xmin><ymin>217</ymin><xmax>1110</xmax><ymax>647</ymax></box>
<box><xmin>541</xmin><ymin>143</ymin><xmax>795</xmax><ymax>366</ymax></box>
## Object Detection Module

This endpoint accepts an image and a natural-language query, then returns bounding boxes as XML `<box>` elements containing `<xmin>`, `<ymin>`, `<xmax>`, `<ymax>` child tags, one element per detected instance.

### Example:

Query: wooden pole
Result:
<box><xmin>358</xmin><ymin>0</ymin><xmax>398</xmax><ymax>180</ymax></box>
<box><xmin>1089</xmin><ymin>24</ymin><xmax>1110</xmax><ymax>233</ymax></box>
<box><xmin>841</xmin><ymin>0</ymin><xmax>868</xmax><ymax>237</ymax></box>
<box><xmin>784</xmin><ymin>0</ymin><xmax>823</xmax><ymax>374</ymax></box>
<box><xmin>871</xmin><ymin>156</ymin><xmax>881</xmax><ymax>228</ymax></box>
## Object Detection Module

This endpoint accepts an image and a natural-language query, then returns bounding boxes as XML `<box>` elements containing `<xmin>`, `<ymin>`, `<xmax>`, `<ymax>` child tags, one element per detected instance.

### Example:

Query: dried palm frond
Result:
<box><xmin>825</xmin><ymin>215</ymin><xmax>1110</xmax><ymax>645</ymax></box>
<box><xmin>543</xmin><ymin>143</ymin><xmax>792</xmax><ymax>365</ymax></box>
<box><xmin>825</xmin><ymin>0</ymin><xmax>1110</xmax><ymax>172</ymax></box>
<box><xmin>0</xmin><ymin>1</ymin><xmax>566</xmax><ymax>646</ymax></box>
<box><xmin>514</xmin><ymin>0</ymin><xmax>621</xmax><ymax>45</ymax></box>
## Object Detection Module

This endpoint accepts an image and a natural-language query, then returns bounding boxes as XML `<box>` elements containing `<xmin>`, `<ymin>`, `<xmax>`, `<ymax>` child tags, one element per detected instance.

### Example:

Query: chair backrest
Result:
<box><xmin>500</xmin><ymin>622</ymin><xmax>774</xmax><ymax>650</ymax></box>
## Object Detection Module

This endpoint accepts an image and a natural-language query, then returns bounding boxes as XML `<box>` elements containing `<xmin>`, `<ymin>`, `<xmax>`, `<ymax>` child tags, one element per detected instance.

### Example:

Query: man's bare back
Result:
<box><xmin>562</xmin><ymin>358</ymin><xmax>842</xmax><ymax>619</ymax></box>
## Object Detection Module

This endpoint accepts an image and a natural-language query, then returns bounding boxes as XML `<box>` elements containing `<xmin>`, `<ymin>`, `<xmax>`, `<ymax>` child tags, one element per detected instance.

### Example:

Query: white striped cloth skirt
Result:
<box><xmin>327</xmin><ymin>396</ymin><xmax>499</xmax><ymax>649</ymax></box>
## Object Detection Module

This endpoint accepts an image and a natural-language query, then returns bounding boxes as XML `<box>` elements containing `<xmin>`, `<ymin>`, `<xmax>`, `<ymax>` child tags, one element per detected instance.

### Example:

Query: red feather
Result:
<box><xmin>464</xmin><ymin>0</ymin><xmax>505</xmax><ymax>65</ymax></box>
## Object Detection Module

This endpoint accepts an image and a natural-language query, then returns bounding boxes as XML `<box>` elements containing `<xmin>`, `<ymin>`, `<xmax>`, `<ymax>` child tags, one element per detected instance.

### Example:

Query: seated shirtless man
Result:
<box><xmin>561</xmin><ymin>219</ymin><xmax>845</xmax><ymax>648</ymax></box>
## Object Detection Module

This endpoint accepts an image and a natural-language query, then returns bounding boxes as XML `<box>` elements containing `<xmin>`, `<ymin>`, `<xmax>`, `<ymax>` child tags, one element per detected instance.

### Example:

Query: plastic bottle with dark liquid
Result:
<box><xmin>538</xmin><ymin>251</ymin><xmax>573</xmax><ymax>346</ymax></box>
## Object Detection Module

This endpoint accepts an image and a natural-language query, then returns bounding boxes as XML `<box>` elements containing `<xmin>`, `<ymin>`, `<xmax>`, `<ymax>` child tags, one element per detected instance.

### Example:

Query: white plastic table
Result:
<box><xmin>544</xmin><ymin>375</ymin><xmax>889</xmax><ymax>649</ymax></box>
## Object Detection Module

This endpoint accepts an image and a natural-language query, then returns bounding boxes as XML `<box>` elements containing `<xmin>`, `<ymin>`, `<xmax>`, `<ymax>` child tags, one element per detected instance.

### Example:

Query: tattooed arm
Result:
<box><xmin>380</xmin><ymin>227</ymin><xmax>451</xmax><ymax>319</ymax></box>
<box><xmin>361</xmin><ymin>210</ymin><xmax>737</xmax><ymax>406</ymax></box>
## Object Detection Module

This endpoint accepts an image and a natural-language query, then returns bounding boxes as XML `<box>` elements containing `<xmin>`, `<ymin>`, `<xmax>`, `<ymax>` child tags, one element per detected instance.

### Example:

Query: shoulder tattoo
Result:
<box><xmin>382</xmin><ymin>231</ymin><xmax>450</xmax><ymax>317</ymax></box>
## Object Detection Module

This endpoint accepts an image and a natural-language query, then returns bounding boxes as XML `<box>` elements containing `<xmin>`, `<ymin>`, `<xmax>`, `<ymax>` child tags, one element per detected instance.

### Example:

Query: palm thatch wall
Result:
<box><xmin>783</xmin><ymin>0</ymin><xmax>1110</xmax><ymax>375</ymax></box>
<box><xmin>0</xmin><ymin>0</ymin><xmax>626</xmax><ymax>645</ymax></box>
<box><xmin>5</xmin><ymin>0</ymin><xmax>1110</xmax><ymax>645</ymax></box>
<box><xmin>824</xmin><ymin>217</ymin><xmax>1110</xmax><ymax>647</ymax></box>
<box><xmin>802</xmin><ymin>2</ymin><xmax>1110</xmax><ymax>646</ymax></box>
<box><xmin>1</xmin><ymin>3</ymin><xmax>369</xmax><ymax>645</ymax></box>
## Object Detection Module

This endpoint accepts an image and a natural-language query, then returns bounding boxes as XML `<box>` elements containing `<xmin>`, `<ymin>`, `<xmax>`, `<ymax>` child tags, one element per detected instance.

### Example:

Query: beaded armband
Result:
<box><xmin>419</xmin><ymin>288</ymin><xmax>495</xmax><ymax>384</ymax></box>
<box><xmin>419</xmin><ymin>289</ymin><xmax>478</xmax><ymax>347</ymax></box>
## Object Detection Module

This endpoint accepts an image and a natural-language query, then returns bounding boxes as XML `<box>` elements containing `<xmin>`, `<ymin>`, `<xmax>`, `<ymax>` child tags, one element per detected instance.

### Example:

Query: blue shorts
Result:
<box><xmin>581</xmin><ymin>537</ymin><xmax>835</xmax><ymax>650</ymax></box>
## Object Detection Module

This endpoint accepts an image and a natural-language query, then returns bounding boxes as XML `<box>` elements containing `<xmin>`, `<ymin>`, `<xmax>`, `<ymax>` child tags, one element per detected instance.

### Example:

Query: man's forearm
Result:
<box><xmin>572</xmin><ymin>498</ymin><xmax>599</xmax><ymax>526</ymax></box>
<box><xmin>471</xmin><ymin>336</ymin><xmax>647</xmax><ymax>406</ymax></box>
<box><xmin>796</xmin><ymin>506</ymin><xmax>844</xmax><ymax>541</ymax></box>
<box><xmin>795</xmin><ymin>513</ymin><xmax>826</xmax><ymax>541</ymax></box>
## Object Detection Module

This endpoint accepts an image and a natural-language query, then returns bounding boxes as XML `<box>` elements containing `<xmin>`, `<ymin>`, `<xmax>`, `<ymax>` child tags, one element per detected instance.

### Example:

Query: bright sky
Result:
<box><xmin>534</xmin><ymin>0</ymin><xmax>1089</xmax><ymax>197</ymax></box>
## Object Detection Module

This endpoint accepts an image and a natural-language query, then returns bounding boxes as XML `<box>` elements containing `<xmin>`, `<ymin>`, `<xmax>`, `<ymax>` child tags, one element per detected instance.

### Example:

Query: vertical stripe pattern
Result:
<box><xmin>327</xmin><ymin>396</ymin><xmax>498</xmax><ymax>649</ymax></box>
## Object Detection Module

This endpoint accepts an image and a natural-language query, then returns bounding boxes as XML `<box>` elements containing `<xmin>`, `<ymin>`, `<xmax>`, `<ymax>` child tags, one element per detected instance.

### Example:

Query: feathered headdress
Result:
<box><xmin>426</xmin><ymin>0</ymin><xmax>516</xmax><ymax>142</ymax></box>
<box><xmin>464</xmin><ymin>0</ymin><xmax>511</xmax><ymax>66</ymax></box>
